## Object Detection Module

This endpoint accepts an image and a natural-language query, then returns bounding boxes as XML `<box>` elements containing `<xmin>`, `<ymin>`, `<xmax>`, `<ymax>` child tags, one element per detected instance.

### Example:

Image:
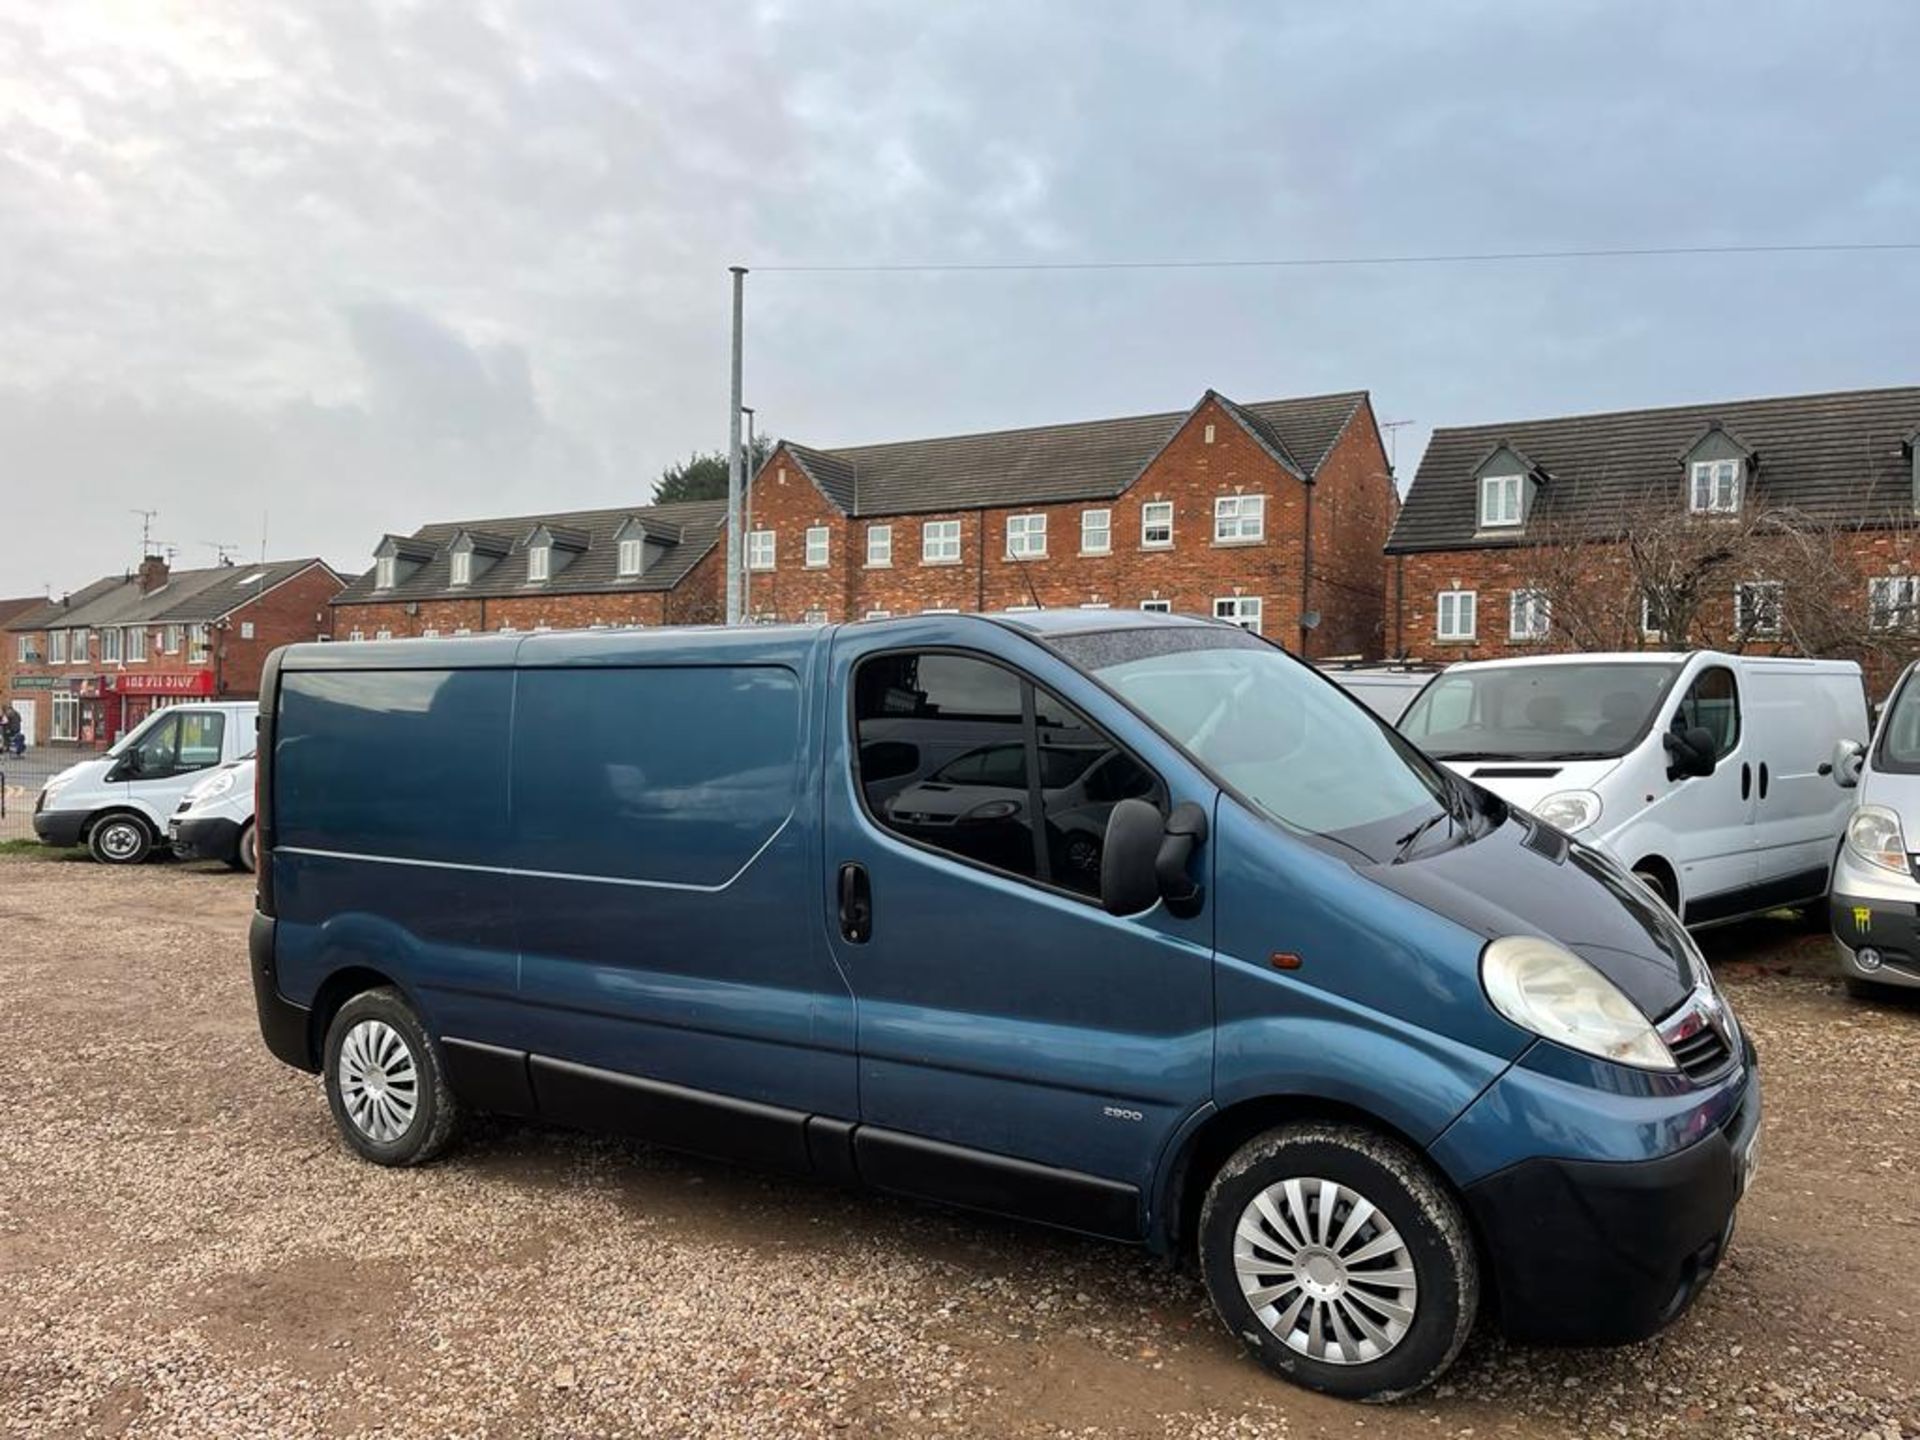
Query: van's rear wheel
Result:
<box><xmin>323</xmin><ymin>988</ymin><xmax>460</xmax><ymax>1166</ymax></box>
<box><xmin>88</xmin><ymin>814</ymin><xmax>154</xmax><ymax>865</ymax></box>
<box><xmin>1198</xmin><ymin>1123</ymin><xmax>1477</xmax><ymax>1403</ymax></box>
<box><xmin>231</xmin><ymin>821</ymin><xmax>258</xmax><ymax>873</ymax></box>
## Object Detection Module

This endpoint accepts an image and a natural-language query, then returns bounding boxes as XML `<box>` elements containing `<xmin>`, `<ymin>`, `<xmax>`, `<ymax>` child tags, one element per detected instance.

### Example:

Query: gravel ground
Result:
<box><xmin>0</xmin><ymin>857</ymin><xmax>1915</xmax><ymax>1439</ymax></box>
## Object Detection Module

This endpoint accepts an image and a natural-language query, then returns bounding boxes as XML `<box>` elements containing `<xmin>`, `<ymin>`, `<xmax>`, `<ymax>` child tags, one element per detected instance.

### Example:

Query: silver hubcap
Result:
<box><xmin>1233</xmin><ymin>1176</ymin><xmax>1418</xmax><ymax>1366</ymax></box>
<box><xmin>99</xmin><ymin>823</ymin><xmax>140</xmax><ymax>859</ymax></box>
<box><xmin>337</xmin><ymin>1019</ymin><xmax>420</xmax><ymax>1143</ymax></box>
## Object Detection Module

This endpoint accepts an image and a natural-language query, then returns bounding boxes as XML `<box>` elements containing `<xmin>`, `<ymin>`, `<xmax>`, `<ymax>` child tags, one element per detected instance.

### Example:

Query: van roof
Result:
<box><xmin>1438</xmin><ymin>650</ymin><xmax>1861</xmax><ymax>675</ymax></box>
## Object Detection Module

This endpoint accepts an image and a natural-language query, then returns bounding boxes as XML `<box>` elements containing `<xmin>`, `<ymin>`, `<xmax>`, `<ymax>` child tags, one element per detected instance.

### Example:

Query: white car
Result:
<box><xmin>33</xmin><ymin>701</ymin><xmax>258</xmax><ymax>864</ymax></box>
<box><xmin>1399</xmin><ymin>651</ymin><xmax>1867</xmax><ymax>927</ymax></box>
<box><xmin>168</xmin><ymin>755</ymin><xmax>258</xmax><ymax>871</ymax></box>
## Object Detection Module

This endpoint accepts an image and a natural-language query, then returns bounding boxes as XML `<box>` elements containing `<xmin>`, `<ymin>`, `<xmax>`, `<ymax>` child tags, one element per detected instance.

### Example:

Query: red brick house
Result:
<box><xmin>1386</xmin><ymin>385</ymin><xmax>1920</xmax><ymax>674</ymax></box>
<box><xmin>329</xmin><ymin>499</ymin><xmax>726</xmax><ymax>640</ymax></box>
<box><xmin>3</xmin><ymin>556</ymin><xmax>345</xmax><ymax>748</ymax></box>
<box><xmin>739</xmin><ymin>388</ymin><xmax>1397</xmax><ymax>657</ymax></box>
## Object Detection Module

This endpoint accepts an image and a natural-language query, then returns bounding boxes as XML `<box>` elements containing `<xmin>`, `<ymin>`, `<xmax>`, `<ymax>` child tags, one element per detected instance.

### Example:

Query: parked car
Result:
<box><xmin>169</xmin><ymin>754</ymin><xmax>258</xmax><ymax>871</ymax></box>
<box><xmin>1826</xmin><ymin>660</ymin><xmax>1920</xmax><ymax>998</ymax></box>
<box><xmin>1318</xmin><ymin>661</ymin><xmax>1446</xmax><ymax>723</ymax></box>
<box><xmin>249</xmin><ymin>614</ymin><xmax>1758</xmax><ymax>1402</ymax></box>
<box><xmin>33</xmin><ymin>701</ymin><xmax>258</xmax><ymax>864</ymax></box>
<box><xmin>1398</xmin><ymin>651</ymin><xmax>1866</xmax><ymax>928</ymax></box>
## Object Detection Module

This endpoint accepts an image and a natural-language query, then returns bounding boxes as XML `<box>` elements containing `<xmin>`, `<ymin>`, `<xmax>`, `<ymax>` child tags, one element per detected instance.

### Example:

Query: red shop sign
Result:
<box><xmin>113</xmin><ymin>671</ymin><xmax>215</xmax><ymax>695</ymax></box>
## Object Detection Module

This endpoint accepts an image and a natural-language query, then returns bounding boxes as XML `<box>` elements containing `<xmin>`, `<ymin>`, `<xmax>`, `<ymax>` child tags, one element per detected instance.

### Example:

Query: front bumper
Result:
<box><xmin>1830</xmin><ymin>862</ymin><xmax>1920</xmax><ymax>987</ymax></box>
<box><xmin>32</xmin><ymin>809</ymin><xmax>87</xmax><ymax>848</ymax></box>
<box><xmin>170</xmin><ymin>814</ymin><xmax>241</xmax><ymax>863</ymax></box>
<box><xmin>1460</xmin><ymin>1038</ymin><xmax>1761</xmax><ymax>1346</ymax></box>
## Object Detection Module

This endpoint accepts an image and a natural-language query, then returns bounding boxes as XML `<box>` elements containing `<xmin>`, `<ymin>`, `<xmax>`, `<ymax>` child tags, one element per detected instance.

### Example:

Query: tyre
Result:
<box><xmin>1198</xmin><ymin>1123</ymin><xmax>1478</xmax><ymax>1403</ymax></box>
<box><xmin>230</xmin><ymin>822</ymin><xmax>258</xmax><ymax>873</ymax></box>
<box><xmin>322</xmin><ymin>987</ymin><xmax>460</xmax><ymax>1166</ymax></box>
<box><xmin>88</xmin><ymin>813</ymin><xmax>154</xmax><ymax>865</ymax></box>
<box><xmin>1632</xmin><ymin>865</ymin><xmax>1677</xmax><ymax>913</ymax></box>
<box><xmin>1844</xmin><ymin>975</ymin><xmax>1909</xmax><ymax>1002</ymax></box>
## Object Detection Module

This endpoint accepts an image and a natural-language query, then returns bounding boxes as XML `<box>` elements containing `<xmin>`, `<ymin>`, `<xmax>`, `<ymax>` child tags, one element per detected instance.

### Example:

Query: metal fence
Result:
<box><xmin>0</xmin><ymin>753</ymin><xmax>65</xmax><ymax>843</ymax></box>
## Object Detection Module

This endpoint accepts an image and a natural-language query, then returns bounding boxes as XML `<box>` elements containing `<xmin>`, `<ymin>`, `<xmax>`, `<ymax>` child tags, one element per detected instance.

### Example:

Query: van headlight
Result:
<box><xmin>193</xmin><ymin>769</ymin><xmax>239</xmax><ymax>801</ymax></box>
<box><xmin>1481</xmin><ymin>935</ymin><xmax>1676</xmax><ymax>1071</ymax></box>
<box><xmin>1532</xmin><ymin>789</ymin><xmax>1602</xmax><ymax>833</ymax></box>
<box><xmin>1846</xmin><ymin>805</ymin><xmax>1909</xmax><ymax>874</ymax></box>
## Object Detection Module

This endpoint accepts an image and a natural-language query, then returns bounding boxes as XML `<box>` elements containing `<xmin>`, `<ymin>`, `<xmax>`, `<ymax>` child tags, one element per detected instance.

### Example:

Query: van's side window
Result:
<box><xmin>129</xmin><ymin>710</ymin><xmax>224</xmax><ymax>778</ymax></box>
<box><xmin>1674</xmin><ymin>666</ymin><xmax>1740</xmax><ymax>757</ymax></box>
<box><xmin>854</xmin><ymin>651</ymin><xmax>1163</xmax><ymax>899</ymax></box>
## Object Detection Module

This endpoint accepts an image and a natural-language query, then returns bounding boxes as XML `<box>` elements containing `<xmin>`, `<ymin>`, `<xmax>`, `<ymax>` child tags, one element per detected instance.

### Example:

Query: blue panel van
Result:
<box><xmin>249</xmin><ymin>613</ymin><xmax>1760</xmax><ymax>1402</ymax></box>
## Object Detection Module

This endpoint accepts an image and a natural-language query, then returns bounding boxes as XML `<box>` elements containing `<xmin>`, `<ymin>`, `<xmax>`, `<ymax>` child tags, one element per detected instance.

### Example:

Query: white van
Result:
<box><xmin>32</xmin><ymin>701</ymin><xmax>258</xmax><ymax>864</ymax></box>
<box><xmin>1398</xmin><ymin>652</ymin><xmax>1867</xmax><ymax>927</ymax></box>
<box><xmin>1319</xmin><ymin>662</ymin><xmax>1447</xmax><ymax>723</ymax></box>
<box><xmin>168</xmin><ymin>755</ymin><xmax>258</xmax><ymax>871</ymax></box>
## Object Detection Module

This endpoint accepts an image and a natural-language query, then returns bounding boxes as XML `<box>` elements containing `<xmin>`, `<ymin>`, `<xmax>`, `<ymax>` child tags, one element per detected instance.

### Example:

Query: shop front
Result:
<box><xmin>7</xmin><ymin>674</ymin><xmax>59</xmax><ymax>749</ymax></box>
<box><xmin>112</xmin><ymin>670</ymin><xmax>217</xmax><ymax>743</ymax></box>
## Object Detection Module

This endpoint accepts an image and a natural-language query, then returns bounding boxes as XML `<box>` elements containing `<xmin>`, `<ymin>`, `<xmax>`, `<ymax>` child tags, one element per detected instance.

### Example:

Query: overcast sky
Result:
<box><xmin>2</xmin><ymin>1</ymin><xmax>1916</xmax><ymax>593</ymax></box>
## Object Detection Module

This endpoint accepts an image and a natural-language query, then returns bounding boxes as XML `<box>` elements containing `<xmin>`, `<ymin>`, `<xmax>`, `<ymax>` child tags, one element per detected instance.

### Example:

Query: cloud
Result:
<box><xmin>0</xmin><ymin>0</ymin><xmax>1916</xmax><ymax>591</ymax></box>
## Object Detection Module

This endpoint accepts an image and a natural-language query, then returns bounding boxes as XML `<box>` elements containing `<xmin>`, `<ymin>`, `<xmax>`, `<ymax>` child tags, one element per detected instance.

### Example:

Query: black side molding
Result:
<box><xmin>441</xmin><ymin>1037</ymin><xmax>537</xmax><ymax>1118</ymax></box>
<box><xmin>1683</xmin><ymin>865</ymin><xmax>1828</xmax><ymax>926</ymax></box>
<box><xmin>528</xmin><ymin>1055</ymin><xmax>814</xmax><ymax>1176</ymax></box>
<box><xmin>855</xmin><ymin>1126</ymin><xmax>1141</xmax><ymax>1241</ymax></box>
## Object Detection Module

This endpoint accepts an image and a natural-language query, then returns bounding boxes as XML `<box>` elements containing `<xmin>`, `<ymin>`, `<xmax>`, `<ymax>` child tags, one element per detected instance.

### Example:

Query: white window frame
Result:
<box><xmin>747</xmin><ymin>529</ymin><xmax>776</xmax><ymax>571</ymax></box>
<box><xmin>128</xmin><ymin>627</ymin><xmax>149</xmax><ymax>662</ymax></box>
<box><xmin>15</xmin><ymin>634</ymin><xmax>33</xmax><ymax>662</ymax></box>
<box><xmin>802</xmin><ymin>609</ymin><xmax>829</xmax><ymax>624</ymax></box>
<box><xmin>101</xmin><ymin>627</ymin><xmax>122</xmax><ymax>664</ymax></box>
<box><xmin>1139</xmin><ymin>599</ymin><xmax>1172</xmax><ymax>613</ymax></box>
<box><xmin>348</xmin><ymin>628</ymin><xmax>365</xmax><ymax>642</ymax></box>
<box><xmin>1436</xmin><ymin>590</ymin><xmax>1477</xmax><ymax>642</ymax></box>
<box><xmin>1214</xmin><ymin>494</ymin><xmax>1265</xmax><ymax>543</ymax></box>
<box><xmin>239</xmin><ymin>621</ymin><xmax>254</xmax><ymax>641</ymax></box>
<box><xmin>804</xmin><ymin>526</ymin><xmax>830</xmax><ymax>569</ymax></box>
<box><xmin>1689</xmin><ymin>459</ymin><xmax>1741</xmax><ymax>515</ymax></box>
<box><xmin>1479</xmin><ymin>473</ymin><xmax>1524</xmax><ymax>529</ymax></box>
<box><xmin>1005</xmin><ymin>605</ymin><xmax>1040</xmax><ymax>613</ymax></box>
<box><xmin>1869</xmin><ymin>575</ymin><xmax>1920</xmax><ymax>633</ymax></box>
<box><xmin>69</xmin><ymin>628</ymin><xmax>88</xmax><ymax>664</ymax></box>
<box><xmin>374</xmin><ymin>627</ymin><xmax>393</xmax><ymax>642</ymax></box>
<box><xmin>863</xmin><ymin>609</ymin><xmax>893</xmax><ymax>620</ymax></box>
<box><xmin>163</xmin><ymin>624</ymin><xmax>182</xmax><ymax>655</ymax></box>
<box><xmin>450</xmin><ymin>550</ymin><xmax>472</xmax><ymax>586</ymax></box>
<box><xmin>527</xmin><ymin>545</ymin><xmax>551</xmax><ymax>583</ymax></box>
<box><xmin>1081</xmin><ymin>508</ymin><xmax>1111</xmax><ymax>555</ymax></box>
<box><xmin>1141</xmin><ymin>501</ymin><xmax>1174</xmax><ymax>549</ymax></box>
<box><xmin>1641</xmin><ymin>594</ymin><xmax>1669</xmax><ymax>641</ymax></box>
<box><xmin>921</xmin><ymin>607</ymin><xmax>961</xmax><ymax>615</ymax></box>
<box><xmin>374</xmin><ymin>555</ymin><xmax>396</xmax><ymax>590</ymax></box>
<box><xmin>422</xmin><ymin>627</ymin><xmax>441</xmax><ymax>639</ymax></box>
<box><xmin>1735</xmin><ymin>580</ymin><xmax>1783</xmax><ymax>638</ymax></box>
<box><xmin>453</xmin><ymin>626</ymin><xmax>473</xmax><ymax>636</ymax></box>
<box><xmin>866</xmin><ymin>525</ymin><xmax>893</xmax><ymax>567</ymax></box>
<box><xmin>617</xmin><ymin>538</ymin><xmax>643</xmax><ymax>577</ymax></box>
<box><xmin>1213</xmin><ymin>596</ymin><xmax>1263</xmax><ymax>633</ymax></box>
<box><xmin>50</xmin><ymin>694</ymin><xmax>79</xmax><ymax>742</ymax></box>
<box><xmin>1006</xmin><ymin>513</ymin><xmax>1047</xmax><ymax>559</ymax></box>
<box><xmin>47</xmin><ymin>630</ymin><xmax>66</xmax><ymax>665</ymax></box>
<box><xmin>921</xmin><ymin>520</ymin><xmax>961</xmax><ymax>565</ymax></box>
<box><xmin>1508</xmin><ymin>588</ymin><xmax>1550</xmax><ymax>641</ymax></box>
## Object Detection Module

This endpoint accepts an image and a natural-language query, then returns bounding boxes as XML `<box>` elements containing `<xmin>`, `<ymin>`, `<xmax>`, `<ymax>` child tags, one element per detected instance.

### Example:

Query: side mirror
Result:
<box><xmin>1825</xmin><ymin>738</ymin><xmax>1866</xmax><ymax>789</ymax></box>
<box><xmin>1663</xmin><ymin>725</ymin><xmax>1718</xmax><ymax>780</ymax></box>
<box><xmin>1100</xmin><ymin>799</ymin><xmax>1208</xmax><ymax>919</ymax></box>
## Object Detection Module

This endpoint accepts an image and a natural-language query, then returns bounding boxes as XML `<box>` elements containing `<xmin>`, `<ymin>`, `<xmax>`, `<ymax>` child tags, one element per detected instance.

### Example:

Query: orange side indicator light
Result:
<box><xmin>1270</xmin><ymin>952</ymin><xmax>1303</xmax><ymax>971</ymax></box>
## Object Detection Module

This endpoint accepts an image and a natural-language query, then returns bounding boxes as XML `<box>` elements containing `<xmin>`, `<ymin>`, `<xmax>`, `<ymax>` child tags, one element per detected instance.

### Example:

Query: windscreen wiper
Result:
<box><xmin>1391</xmin><ymin>806</ymin><xmax>1454</xmax><ymax>864</ymax></box>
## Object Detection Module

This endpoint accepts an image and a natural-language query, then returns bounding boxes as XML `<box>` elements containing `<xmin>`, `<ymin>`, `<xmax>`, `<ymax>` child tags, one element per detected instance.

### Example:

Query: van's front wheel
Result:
<box><xmin>322</xmin><ymin>988</ymin><xmax>460</xmax><ymax>1166</ymax></box>
<box><xmin>1198</xmin><ymin>1123</ymin><xmax>1478</xmax><ymax>1403</ymax></box>
<box><xmin>87</xmin><ymin>813</ymin><xmax>154</xmax><ymax>865</ymax></box>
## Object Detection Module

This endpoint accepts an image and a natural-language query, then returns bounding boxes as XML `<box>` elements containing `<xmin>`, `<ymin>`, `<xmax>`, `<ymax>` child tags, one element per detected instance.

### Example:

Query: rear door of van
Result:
<box><xmin>821</xmin><ymin>621</ymin><xmax>1216</xmax><ymax>1240</ymax></box>
<box><xmin>1742</xmin><ymin>661</ymin><xmax>1865</xmax><ymax>903</ymax></box>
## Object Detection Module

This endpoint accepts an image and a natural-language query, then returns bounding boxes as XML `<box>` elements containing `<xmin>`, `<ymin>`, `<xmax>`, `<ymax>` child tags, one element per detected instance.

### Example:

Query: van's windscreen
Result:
<box><xmin>1399</xmin><ymin>662</ymin><xmax>1680</xmax><ymax>761</ymax></box>
<box><xmin>1054</xmin><ymin>629</ymin><xmax>1455</xmax><ymax>861</ymax></box>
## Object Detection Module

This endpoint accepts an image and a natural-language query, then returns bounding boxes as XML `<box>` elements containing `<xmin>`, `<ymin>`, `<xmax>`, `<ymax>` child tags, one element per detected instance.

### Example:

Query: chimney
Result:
<box><xmin>137</xmin><ymin>554</ymin><xmax>170</xmax><ymax>593</ymax></box>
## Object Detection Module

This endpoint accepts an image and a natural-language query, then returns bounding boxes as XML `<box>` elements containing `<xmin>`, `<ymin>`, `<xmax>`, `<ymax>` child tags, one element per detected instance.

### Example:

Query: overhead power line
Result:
<box><xmin>754</xmin><ymin>240</ymin><xmax>1920</xmax><ymax>275</ymax></box>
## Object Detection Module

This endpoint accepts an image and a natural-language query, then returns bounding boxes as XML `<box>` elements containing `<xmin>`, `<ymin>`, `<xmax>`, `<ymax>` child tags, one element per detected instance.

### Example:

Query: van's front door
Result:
<box><xmin>118</xmin><ymin>707</ymin><xmax>229</xmax><ymax>819</ymax></box>
<box><xmin>823</xmin><ymin>628</ymin><xmax>1216</xmax><ymax>1239</ymax></box>
<box><xmin>1659</xmin><ymin>662</ymin><xmax>1756</xmax><ymax>921</ymax></box>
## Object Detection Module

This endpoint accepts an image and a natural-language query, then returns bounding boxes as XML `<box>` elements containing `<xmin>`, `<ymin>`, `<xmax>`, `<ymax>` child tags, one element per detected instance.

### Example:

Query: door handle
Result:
<box><xmin>1758</xmin><ymin>762</ymin><xmax>1770</xmax><ymax>800</ymax></box>
<box><xmin>1740</xmin><ymin>762</ymin><xmax>1751</xmax><ymax>801</ymax></box>
<box><xmin>838</xmin><ymin>862</ymin><xmax>872</xmax><ymax>944</ymax></box>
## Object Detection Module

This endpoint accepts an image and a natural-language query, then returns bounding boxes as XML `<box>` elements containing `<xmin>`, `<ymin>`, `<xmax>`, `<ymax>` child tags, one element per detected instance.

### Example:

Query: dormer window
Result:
<box><xmin>375</xmin><ymin>556</ymin><xmax>397</xmax><ymax>590</ymax></box>
<box><xmin>618</xmin><ymin>537</ymin><xmax>643</xmax><ymax>576</ymax></box>
<box><xmin>1690</xmin><ymin>459</ymin><xmax>1741</xmax><ymax>514</ymax></box>
<box><xmin>527</xmin><ymin>544</ymin><xmax>551</xmax><ymax>583</ymax></box>
<box><xmin>1479</xmin><ymin>473</ymin><xmax>1523</xmax><ymax>529</ymax></box>
<box><xmin>450</xmin><ymin>551</ymin><xmax>472</xmax><ymax>587</ymax></box>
